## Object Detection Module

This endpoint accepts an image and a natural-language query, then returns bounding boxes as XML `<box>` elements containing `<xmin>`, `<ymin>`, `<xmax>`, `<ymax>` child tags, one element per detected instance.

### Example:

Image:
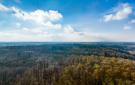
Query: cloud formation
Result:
<box><xmin>104</xmin><ymin>3</ymin><xmax>132</xmax><ymax>22</ymax></box>
<box><xmin>0</xmin><ymin>3</ymin><xmax>103</xmax><ymax>42</ymax></box>
<box><xmin>0</xmin><ymin>4</ymin><xmax>63</xmax><ymax>30</ymax></box>
<box><xmin>0</xmin><ymin>3</ymin><xmax>135</xmax><ymax>42</ymax></box>
<box><xmin>0</xmin><ymin>3</ymin><xmax>9</xmax><ymax>11</ymax></box>
<box><xmin>11</xmin><ymin>7</ymin><xmax>63</xmax><ymax>25</ymax></box>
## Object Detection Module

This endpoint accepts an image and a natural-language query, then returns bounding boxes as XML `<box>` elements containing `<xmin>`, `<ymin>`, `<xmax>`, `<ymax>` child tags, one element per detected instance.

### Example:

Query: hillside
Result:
<box><xmin>0</xmin><ymin>43</ymin><xmax>135</xmax><ymax>85</ymax></box>
<box><xmin>15</xmin><ymin>56</ymin><xmax>135</xmax><ymax>85</ymax></box>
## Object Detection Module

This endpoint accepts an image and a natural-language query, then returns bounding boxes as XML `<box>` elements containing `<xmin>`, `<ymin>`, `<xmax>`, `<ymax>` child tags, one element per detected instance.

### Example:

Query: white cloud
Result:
<box><xmin>0</xmin><ymin>3</ymin><xmax>135</xmax><ymax>42</ymax></box>
<box><xmin>0</xmin><ymin>3</ymin><xmax>9</xmax><ymax>11</ymax></box>
<box><xmin>0</xmin><ymin>29</ymin><xmax>98</xmax><ymax>42</ymax></box>
<box><xmin>11</xmin><ymin>7</ymin><xmax>63</xmax><ymax>25</ymax></box>
<box><xmin>0</xmin><ymin>27</ymin><xmax>135</xmax><ymax>42</ymax></box>
<box><xmin>123</xmin><ymin>25</ymin><xmax>132</xmax><ymax>30</ymax></box>
<box><xmin>0</xmin><ymin>4</ymin><xmax>64</xmax><ymax>41</ymax></box>
<box><xmin>16</xmin><ymin>22</ymin><xmax>21</xmax><ymax>28</ymax></box>
<box><xmin>43</xmin><ymin>22</ymin><xmax>62</xmax><ymax>30</ymax></box>
<box><xmin>104</xmin><ymin>3</ymin><xmax>132</xmax><ymax>22</ymax></box>
<box><xmin>0</xmin><ymin>31</ymin><xmax>53</xmax><ymax>42</ymax></box>
<box><xmin>0</xmin><ymin>23</ymin><xmax>109</xmax><ymax>42</ymax></box>
<box><xmin>64</xmin><ymin>25</ymin><xmax>75</xmax><ymax>34</ymax></box>
<box><xmin>0</xmin><ymin>4</ymin><xmax>86</xmax><ymax>42</ymax></box>
<box><xmin>0</xmin><ymin>4</ymin><xmax>63</xmax><ymax>30</ymax></box>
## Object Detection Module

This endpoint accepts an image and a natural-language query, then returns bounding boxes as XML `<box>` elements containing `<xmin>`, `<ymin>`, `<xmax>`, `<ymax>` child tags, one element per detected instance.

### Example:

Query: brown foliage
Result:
<box><xmin>15</xmin><ymin>56</ymin><xmax>135</xmax><ymax>85</ymax></box>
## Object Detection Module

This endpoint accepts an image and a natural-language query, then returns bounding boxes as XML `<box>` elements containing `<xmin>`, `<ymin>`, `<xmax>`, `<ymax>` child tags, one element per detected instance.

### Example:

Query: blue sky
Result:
<box><xmin>0</xmin><ymin>0</ymin><xmax>135</xmax><ymax>42</ymax></box>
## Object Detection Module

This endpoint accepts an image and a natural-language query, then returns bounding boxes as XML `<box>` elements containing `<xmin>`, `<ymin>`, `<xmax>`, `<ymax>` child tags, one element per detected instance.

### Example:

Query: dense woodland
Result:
<box><xmin>15</xmin><ymin>56</ymin><xmax>135</xmax><ymax>85</ymax></box>
<box><xmin>0</xmin><ymin>42</ymin><xmax>135</xmax><ymax>85</ymax></box>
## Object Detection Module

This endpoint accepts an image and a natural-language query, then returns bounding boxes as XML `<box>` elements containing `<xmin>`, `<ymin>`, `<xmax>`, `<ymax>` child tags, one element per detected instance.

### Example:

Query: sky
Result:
<box><xmin>0</xmin><ymin>0</ymin><xmax>135</xmax><ymax>42</ymax></box>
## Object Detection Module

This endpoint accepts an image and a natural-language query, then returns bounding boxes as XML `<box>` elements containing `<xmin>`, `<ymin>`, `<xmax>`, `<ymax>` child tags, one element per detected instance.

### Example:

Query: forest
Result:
<box><xmin>0</xmin><ymin>42</ymin><xmax>135</xmax><ymax>85</ymax></box>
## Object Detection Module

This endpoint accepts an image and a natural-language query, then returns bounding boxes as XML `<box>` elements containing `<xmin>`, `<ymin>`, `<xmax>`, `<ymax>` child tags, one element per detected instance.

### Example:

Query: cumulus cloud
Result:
<box><xmin>11</xmin><ymin>7</ymin><xmax>63</xmax><ymax>25</ymax></box>
<box><xmin>0</xmin><ymin>3</ymin><xmax>95</xmax><ymax>42</ymax></box>
<box><xmin>0</xmin><ymin>4</ymin><xmax>63</xmax><ymax>41</ymax></box>
<box><xmin>0</xmin><ymin>4</ymin><xmax>63</xmax><ymax>30</ymax></box>
<box><xmin>104</xmin><ymin>3</ymin><xmax>132</xmax><ymax>22</ymax></box>
<box><xmin>0</xmin><ymin>3</ymin><xmax>134</xmax><ymax>42</ymax></box>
